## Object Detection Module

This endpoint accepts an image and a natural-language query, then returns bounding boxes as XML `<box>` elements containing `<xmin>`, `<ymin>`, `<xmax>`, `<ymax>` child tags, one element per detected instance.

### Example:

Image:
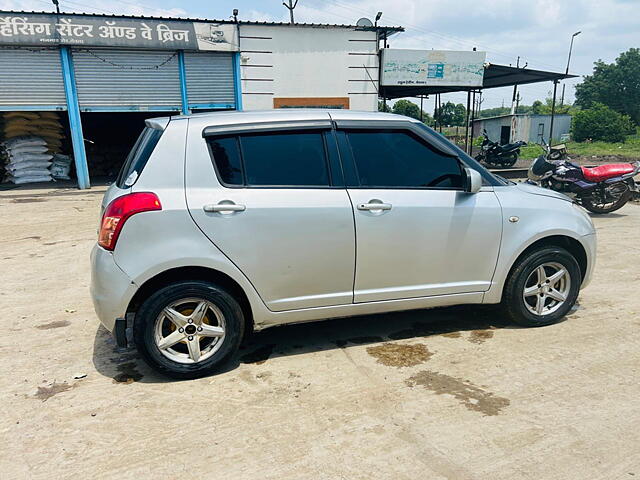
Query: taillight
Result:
<box><xmin>98</xmin><ymin>192</ymin><xmax>161</xmax><ymax>251</ymax></box>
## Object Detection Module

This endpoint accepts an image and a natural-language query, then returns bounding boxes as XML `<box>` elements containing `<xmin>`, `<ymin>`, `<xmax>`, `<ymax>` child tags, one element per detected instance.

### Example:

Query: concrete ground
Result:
<box><xmin>1</xmin><ymin>184</ymin><xmax>639</xmax><ymax>480</ymax></box>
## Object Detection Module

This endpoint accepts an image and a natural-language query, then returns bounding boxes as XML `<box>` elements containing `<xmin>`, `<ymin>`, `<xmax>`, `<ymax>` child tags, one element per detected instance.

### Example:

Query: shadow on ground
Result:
<box><xmin>91</xmin><ymin>304</ymin><xmax>527</xmax><ymax>383</ymax></box>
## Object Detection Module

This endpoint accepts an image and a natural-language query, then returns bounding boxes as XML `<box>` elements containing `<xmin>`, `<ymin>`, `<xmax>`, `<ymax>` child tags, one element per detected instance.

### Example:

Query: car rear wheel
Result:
<box><xmin>133</xmin><ymin>281</ymin><xmax>244</xmax><ymax>379</ymax></box>
<box><xmin>502</xmin><ymin>246</ymin><xmax>581</xmax><ymax>327</ymax></box>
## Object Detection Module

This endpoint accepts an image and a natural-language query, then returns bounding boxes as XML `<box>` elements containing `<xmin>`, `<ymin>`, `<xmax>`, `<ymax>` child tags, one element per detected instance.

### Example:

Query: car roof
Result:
<box><xmin>164</xmin><ymin>109</ymin><xmax>417</xmax><ymax>127</ymax></box>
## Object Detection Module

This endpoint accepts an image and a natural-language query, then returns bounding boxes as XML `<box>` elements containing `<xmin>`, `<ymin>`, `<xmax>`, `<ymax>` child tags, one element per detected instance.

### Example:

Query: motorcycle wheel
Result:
<box><xmin>503</xmin><ymin>154</ymin><xmax>518</xmax><ymax>168</ymax></box>
<box><xmin>580</xmin><ymin>185</ymin><xmax>631</xmax><ymax>214</ymax></box>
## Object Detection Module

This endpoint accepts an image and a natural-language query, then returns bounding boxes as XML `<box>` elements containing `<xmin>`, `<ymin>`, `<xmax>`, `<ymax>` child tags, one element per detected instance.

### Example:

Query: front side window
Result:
<box><xmin>346</xmin><ymin>130</ymin><xmax>463</xmax><ymax>189</ymax></box>
<box><xmin>207</xmin><ymin>130</ymin><xmax>330</xmax><ymax>187</ymax></box>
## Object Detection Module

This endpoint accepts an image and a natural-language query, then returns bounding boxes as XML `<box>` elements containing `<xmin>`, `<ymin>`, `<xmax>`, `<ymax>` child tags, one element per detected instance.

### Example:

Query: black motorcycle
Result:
<box><xmin>528</xmin><ymin>150</ymin><xmax>640</xmax><ymax>214</ymax></box>
<box><xmin>475</xmin><ymin>130</ymin><xmax>526</xmax><ymax>168</ymax></box>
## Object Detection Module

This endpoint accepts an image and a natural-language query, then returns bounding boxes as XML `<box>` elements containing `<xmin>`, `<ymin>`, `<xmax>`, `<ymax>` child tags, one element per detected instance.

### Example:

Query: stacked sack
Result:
<box><xmin>1</xmin><ymin>111</ymin><xmax>66</xmax><ymax>184</ymax></box>
<box><xmin>50</xmin><ymin>153</ymin><xmax>72</xmax><ymax>180</ymax></box>
<box><xmin>2</xmin><ymin>136</ymin><xmax>53</xmax><ymax>184</ymax></box>
<box><xmin>3</xmin><ymin>112</ymin><xmax>64</xmax><ymax>153</ymax></box>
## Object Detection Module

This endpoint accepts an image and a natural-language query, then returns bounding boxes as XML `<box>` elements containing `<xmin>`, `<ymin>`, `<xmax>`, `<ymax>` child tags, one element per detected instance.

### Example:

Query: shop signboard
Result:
<box><xmin>381</xmin><ymin>49</ymin><xmax>486</xmax><ymax>87</ymax></box>
<box><xmin>0</xmin><ymin>13</ymin><xmax>238</xmax><ymax>51</ymax></box>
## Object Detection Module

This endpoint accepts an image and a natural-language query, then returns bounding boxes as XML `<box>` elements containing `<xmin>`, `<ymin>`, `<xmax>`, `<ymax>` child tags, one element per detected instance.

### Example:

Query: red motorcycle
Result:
<box><xmin>528</xmin><ymin>154</ymin><xmax>640</xmax><ymax>214</ymax></box>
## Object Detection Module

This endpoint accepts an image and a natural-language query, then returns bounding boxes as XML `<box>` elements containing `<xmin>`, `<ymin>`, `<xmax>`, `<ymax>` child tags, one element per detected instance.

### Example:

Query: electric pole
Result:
<box><xmin>511</xmin><ymin>56</ymin><xmax>520</xmax><ymax>114</ymax></box>
<box><xmin>283</xmin><ymin>0</ymin><xmax>299</xmax><ymax>24</ymax></box>
<box><xmin>560</xmin><ymin>31</ymin><xmax>581</xmax><ymax>106</ymax></box>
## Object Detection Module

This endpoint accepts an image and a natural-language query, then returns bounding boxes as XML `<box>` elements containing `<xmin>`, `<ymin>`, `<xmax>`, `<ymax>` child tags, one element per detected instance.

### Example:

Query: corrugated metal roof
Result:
<box><xmin>0</xmin><ymin>10</ymin><xmax>404</xmax><ymax>34</ymax></box>
<box><xmin>473</xmin><ymin>113</ymin><xmax>572</xmax><ymax>122</ymax></box>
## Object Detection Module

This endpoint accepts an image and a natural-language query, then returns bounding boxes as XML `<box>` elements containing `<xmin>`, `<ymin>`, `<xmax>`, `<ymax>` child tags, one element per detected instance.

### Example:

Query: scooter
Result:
<box><xmin>475</xmin><ymin>130</ymin><xmax>526</xmax><ymax>168</ymax></box>
<box><xmin>527</xmin><ymin>146</ymin><xmax>640</xmax><ymax>213</ymax></box>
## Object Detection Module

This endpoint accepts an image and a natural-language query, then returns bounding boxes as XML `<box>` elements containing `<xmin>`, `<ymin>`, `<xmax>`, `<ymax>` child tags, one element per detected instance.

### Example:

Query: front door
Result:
<box><xmin>337</xmin><ymin>128</ymin><xmax>502</xmax><ymax>303</ymax></box>
<box><xmin>186</xmin><ymin>127</ymin><xmax>355</xmax><ymax>312</ymax></box>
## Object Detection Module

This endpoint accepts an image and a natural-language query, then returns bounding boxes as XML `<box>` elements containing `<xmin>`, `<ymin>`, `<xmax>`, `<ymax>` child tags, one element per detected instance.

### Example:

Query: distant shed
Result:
<box><xmin>472</xmin><ymin>113</ymin><xmax>572</xmax><ymax>144</ymax></box>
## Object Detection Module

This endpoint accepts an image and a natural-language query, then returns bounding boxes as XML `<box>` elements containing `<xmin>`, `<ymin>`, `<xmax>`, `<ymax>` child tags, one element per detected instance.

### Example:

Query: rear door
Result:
<box><xmin>336</xmin><ymin>123</ymin><xmax>502</xmax><ymax>303</ymax></box>
<box><xmin>185</xmin><ymin>121</ymin><xmax>355</xmax><ymax>312</ymax></box>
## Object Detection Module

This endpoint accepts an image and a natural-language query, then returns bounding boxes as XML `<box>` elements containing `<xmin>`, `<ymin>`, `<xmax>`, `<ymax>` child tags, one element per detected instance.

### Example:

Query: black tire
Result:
<box><xmin>502</xmin><ymin>246</ymin><xmax>581</xmax><ymax>327</ymax></box>
<box><xmin>504</xmin><ymin>154</ymin><xmax>518</xmax><ymax>167</ymax></box>
<box><xmin>133</xmin><ymin>281</ymin><xmax>245</xmax><ymax>379</ymax></box>
<box><xmin>581</xmin><ymin>189</ymin><xmax>631</xmax><ymax>214</ymax></box>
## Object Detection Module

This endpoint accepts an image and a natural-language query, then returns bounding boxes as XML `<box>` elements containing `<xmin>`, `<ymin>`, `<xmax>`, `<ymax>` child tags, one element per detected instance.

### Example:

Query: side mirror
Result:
<box><xmin>464</xmin><ymin>167</ymin><xmax>482</xmax><ymax>194</ymax></box>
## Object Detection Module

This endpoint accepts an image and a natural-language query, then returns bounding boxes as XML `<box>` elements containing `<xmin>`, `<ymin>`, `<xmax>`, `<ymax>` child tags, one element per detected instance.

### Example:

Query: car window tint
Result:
<box><xmin>209</xmin><ymin>136</ymin><xmax>243</xmax><ymax>186</ymax></box>
<box><xmin>116</xmin><ymin>126</ymin><xmax>163</xmax><ymax>188</ymax></box>
<box><xmin>346</xmin><ymin>130</ymin><xmax>463</xmax><ymax>188</ymax></box>
<box><xmin>240</xmin><ymin>131</ymin><xmax>329</xmax><ymax>186</ymax></box>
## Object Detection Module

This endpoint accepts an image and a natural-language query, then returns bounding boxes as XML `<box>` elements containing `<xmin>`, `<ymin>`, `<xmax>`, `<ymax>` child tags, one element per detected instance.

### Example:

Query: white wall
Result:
<box><xmin>238</xmin><ymin>25</ymin><xmax>378</xmax><ymax>111</ymax></box>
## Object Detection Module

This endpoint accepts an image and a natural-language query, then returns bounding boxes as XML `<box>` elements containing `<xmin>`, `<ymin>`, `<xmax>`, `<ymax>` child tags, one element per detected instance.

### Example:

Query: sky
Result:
<box><xmin>2</xmin><ymin>0</ymin><xmax>637</xmax><ymax>113</ymax></box>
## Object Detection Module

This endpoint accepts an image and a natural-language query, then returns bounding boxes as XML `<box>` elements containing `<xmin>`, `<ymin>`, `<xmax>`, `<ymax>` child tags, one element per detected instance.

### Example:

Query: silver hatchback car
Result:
<box><xmin>91</xmin><ymin>110</ymin><xmax>596</xmax><ymax>378</ymax></box>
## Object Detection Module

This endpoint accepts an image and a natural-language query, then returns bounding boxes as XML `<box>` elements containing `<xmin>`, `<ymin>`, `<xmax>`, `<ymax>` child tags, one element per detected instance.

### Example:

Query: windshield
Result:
<box><xmin>414</xmin><ymin>123</ymin><xmax>507</xmax><ymax>186</ymax></box>
<box><xmin>115</xmin><ymin>126</ymin><xmax>164</xmax><ymax>188</ymax></box>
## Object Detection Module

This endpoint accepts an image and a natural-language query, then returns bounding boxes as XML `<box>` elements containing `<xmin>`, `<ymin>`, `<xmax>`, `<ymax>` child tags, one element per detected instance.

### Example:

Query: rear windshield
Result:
<box><xmin>115</xmin><ymin>126</ymin><xmax>163</xmax><ymax>188</ymax></box>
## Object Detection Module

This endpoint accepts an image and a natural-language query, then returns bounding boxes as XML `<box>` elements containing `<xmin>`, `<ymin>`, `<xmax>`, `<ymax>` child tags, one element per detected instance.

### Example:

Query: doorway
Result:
<box><xmin>500</xmin><ymin>126</ymin><xmax>511</xmax><ymax>145</ymax></box>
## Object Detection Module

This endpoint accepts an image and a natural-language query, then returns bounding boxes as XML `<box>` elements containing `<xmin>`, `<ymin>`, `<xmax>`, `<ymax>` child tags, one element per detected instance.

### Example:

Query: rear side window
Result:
<box><xmin>346</xmin><ymin>130</ymin><xmax>463</xmax><ymax>189</ymax></box>
<box><xmin>116</xmin><ymin>127</ymin><xmax>163</xmax><ymax>188</ymax></box>
<box><xmin>207</xmin><ymin>130</ymin><xmax>331</xmax><ymax>187</ymax></box>
<box><xmin>209</xmin><ymin>136</ymin><xmax>243</xmax><ymax>185</ymax></box>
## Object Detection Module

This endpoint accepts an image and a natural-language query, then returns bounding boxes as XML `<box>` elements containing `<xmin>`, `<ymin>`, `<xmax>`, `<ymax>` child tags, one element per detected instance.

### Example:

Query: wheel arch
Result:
<box><xmin>127</xmin><ymin>266</ymin><xmax>254</xmax><ymax>336</ymax></box>
<box><xmin>506</xmin><ymin>234</ymin><xmax>588</xmax><ymax>286</ymax></box>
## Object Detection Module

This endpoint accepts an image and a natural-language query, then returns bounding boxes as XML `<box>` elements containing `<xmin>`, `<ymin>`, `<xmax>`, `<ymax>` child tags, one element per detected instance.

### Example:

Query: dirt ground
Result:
<box><xmin>1</xmin><ymin>184</ymin><xmax>639</xmax><ymax>480</ymax></box>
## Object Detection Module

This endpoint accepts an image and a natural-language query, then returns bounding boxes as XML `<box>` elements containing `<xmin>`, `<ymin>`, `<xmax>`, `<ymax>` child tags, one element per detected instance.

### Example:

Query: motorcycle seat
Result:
<box><xmin>581</xmin><ymin>163</ymin><xmax>635</xmax><ymax>182</ymax></box>
<box><xmin>501</xmin><ymin>143</ymin><xmax>520</xmax><ymax>150</ymax></box>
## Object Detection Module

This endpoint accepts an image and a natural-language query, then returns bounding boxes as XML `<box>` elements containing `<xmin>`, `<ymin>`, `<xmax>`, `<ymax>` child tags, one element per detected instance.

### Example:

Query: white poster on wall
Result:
<box><xmin>381</xmin><ymin>49</ymin><xmax>486</xmax><ymax>87</ymax></box>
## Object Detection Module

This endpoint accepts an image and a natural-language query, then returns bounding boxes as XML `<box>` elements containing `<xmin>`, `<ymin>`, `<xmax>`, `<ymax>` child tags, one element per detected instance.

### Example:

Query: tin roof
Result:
<box><xmin>0</xmin><ymin>10</ymin><xmax>404</xmax><ymax>35</ymax></box>
<box><xmin>381</xmin><ymin>64</ymin><xmax>578</xmax><ymax>98</ymax></box>
<box><xmin>472</xmin><ymin>113</ymin><xmax>572</xmax><ymax>122</ymax></box>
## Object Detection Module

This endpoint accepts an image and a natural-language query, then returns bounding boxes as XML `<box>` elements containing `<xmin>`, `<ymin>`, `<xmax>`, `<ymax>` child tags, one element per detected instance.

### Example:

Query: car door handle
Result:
<box><xmin>203</xmin><ymin>203</ymin><xmax>246</xmax><ymax>213</ymax></box>
<box><xmin>357</xmin><ymin>202</ymin><xmax>392</xmax><ymax>211</ymax></box>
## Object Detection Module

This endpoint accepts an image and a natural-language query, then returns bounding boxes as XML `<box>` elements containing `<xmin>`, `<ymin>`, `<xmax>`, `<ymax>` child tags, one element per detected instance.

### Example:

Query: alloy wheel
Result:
<box><xmin>522</xmin><ymin>262</ymin><xmax>571</xmax><ymax>316</ymax></box>
<box><xmin>154</xmin><ymin>297</ymin><xmax>226</xmax><ymax>364</ymax></box>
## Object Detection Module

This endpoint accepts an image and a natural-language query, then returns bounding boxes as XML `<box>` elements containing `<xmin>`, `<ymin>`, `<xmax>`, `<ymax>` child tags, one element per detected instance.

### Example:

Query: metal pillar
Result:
<box><xmin>232</xmin><ymin>52</ymin><xmax>243</xmax><ymax>111</ymax></box>
<box><xmin>59</xmin><ymin>47</ymin><xmax>90</xmax><ymax>190</ymax></box>
<box><xmin>549</xmin><ymin>80</ymin><xmax>559</xmax><ymax>144</ymax></box>
<box><xmin>464</xmin><ymin>90</ymin><xmax>471</xmax><ymax>154</ymax></box>
<box><xmin>177</xmin><ymin>50</ymin><xmax>190</xmax><ymax>115</ymax></box>
<box><xmin>470</xmin><ymin>90</ymin><xmax>477</xmax><ymax>154</ymax></box>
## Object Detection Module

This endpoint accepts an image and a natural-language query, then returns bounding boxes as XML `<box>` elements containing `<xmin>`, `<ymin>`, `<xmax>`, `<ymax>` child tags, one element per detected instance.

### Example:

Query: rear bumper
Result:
<box><xmin>90</xmin><ymin>244</ymin><xmax>137</xmax><ymax>336</ymax></box>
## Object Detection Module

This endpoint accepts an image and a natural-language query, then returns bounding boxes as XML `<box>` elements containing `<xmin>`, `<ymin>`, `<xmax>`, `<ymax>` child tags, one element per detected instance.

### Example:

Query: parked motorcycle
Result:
<box><xmin>475</xmin><ymin>130</ymin><xmax>526</xmax><ymax>168</ymax></box>
<box><xmin>527</xmin><ymin>148</ymin><xmax>640</xmax><ymax>213</ymax></box>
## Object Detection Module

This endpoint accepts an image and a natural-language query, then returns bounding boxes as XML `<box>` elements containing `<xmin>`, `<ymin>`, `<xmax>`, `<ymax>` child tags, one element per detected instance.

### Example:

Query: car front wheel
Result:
<box><xmin>502</xmin><ymin>246</ymin><xmax>581</xmax><ymax>327</ymax></box>
<box><xmin>133</xmin><ymin>281</ymin><xmax>244</xmax><ymax>379</ymax></box>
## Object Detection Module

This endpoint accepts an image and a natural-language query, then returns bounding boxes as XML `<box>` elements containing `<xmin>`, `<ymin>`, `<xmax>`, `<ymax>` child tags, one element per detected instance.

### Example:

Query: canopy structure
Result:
<box><xmin>379</xmin><ymin>64</ymin><xmax>578</xmax><ymax>155</ymax></box>
<box><xmin>379</xmin><ymin>63</ymin><xmax>577</xmax><ymax>98</ymax></box>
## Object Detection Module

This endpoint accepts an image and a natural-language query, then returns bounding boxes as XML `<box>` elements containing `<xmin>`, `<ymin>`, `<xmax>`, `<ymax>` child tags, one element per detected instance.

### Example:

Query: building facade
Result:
<box><xmin>0</xmin><ymin>11</ymin><xmax>400</xmax><ymax>188</ymax></box>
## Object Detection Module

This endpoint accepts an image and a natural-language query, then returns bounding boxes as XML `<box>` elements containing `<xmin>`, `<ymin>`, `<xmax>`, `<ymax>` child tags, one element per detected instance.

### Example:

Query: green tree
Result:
<box><xmin>435</xmin><ymin>101</ymin><xmax>466</xmax><ymax>126</ymax></box>
<box><xmin>391</xmin><ymin>99</ymin><xmax>433</xmax><ymax>125</ymax></box>
<box><xmin>571</xmin><ymin>103</ymin><xmax>635</xmax><ymax>142</ymax></box>
<box><xmin>479</xmin><ymin>106</ymin><xmax>510</xmax><ymax>118</ymax></box>
<box><xmin>575</xmin><ymin>48</ymin><xmax>640</xmax><ymax>124</ymax></box>
<box><xmin>378</xmin><ymin>100</ymin><xmax>391</xmax><ymax>113</ymax></box>
<box><xmin>531</xmin><ymin>100</ymin><xmax>545</xmax><ymax>114</ymax></box>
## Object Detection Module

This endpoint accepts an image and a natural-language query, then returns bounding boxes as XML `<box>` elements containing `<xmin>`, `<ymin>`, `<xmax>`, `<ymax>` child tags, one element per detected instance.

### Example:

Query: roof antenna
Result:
<box><xmin>52</xmin><ymin>0</ymin><xmax>60</xmax><ymax>14</ymax></box>
<box><xmin>283</xmin><ymin>0</ymin><xmax>299</xmax><ymax>24</ymax></box>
